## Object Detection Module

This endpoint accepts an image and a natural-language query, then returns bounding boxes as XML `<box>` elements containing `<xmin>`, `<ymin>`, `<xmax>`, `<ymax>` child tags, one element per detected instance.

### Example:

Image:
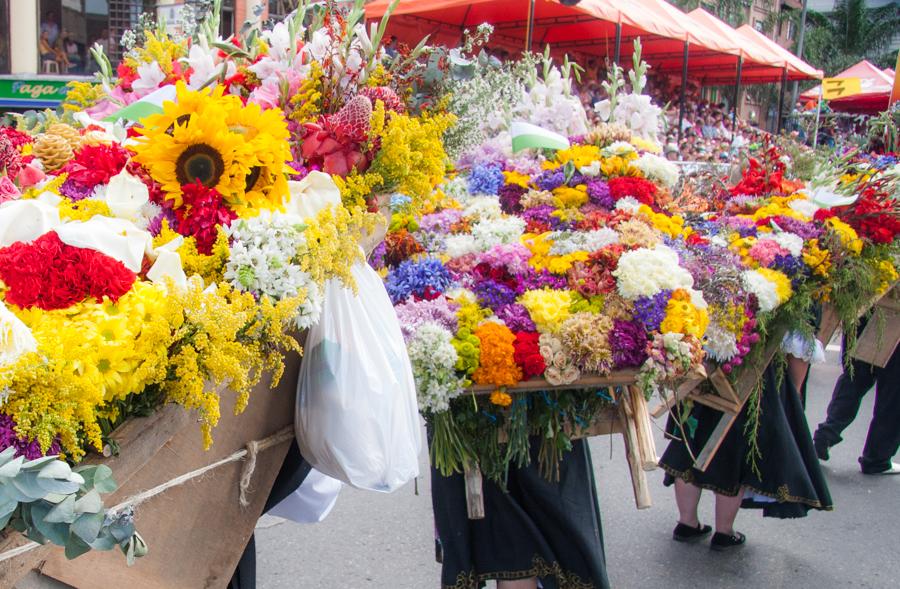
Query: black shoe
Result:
<box><xmin>673</xmin><ymin>522</ymin><xmax>713</xmax><ymax>543</ymax></box>
<box><xmin>710</xmin><ymin>531</ymin><xmax>746</xmax><ymax>551</ymax></box>
<box><xmin>814</xmin><ymin>438</ymin><xmax>830</xmax><ymax>461</ymax></box>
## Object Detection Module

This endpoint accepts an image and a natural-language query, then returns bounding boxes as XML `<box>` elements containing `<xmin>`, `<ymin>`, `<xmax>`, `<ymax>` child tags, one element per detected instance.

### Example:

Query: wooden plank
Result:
<box><xmin>817</xmin><ymin>303</ymin><xmax>841</xmax><ymax>346</ymax></box>
<box><xmin>37</xmin><ymin>351</ymin><xmax>303</xmax><ymax>589</ymax></box>
<box><xmin>851</xmin><ymin>305</ymin><xmax>900</xmax><ymax>368</ymax></box>
<box><xmin>463</xmin><ymin>465</ymin><xmax>485</xmax><ymax>520</ymax></box>
<box><xmin>731</xmin><ymin>325</ymin><xmax>787</xmax><ymax>403</ymax></box>
<box><xmin>708</xmin><ymin>368</ymin><xmax>741</xmax><ymax>405</ymax></box>
<box><xmin>467</xmin><ymin>371</ymin><xmax>638</xmax><ymax>394</ymax></box>
<box><xmin>650</xmin><ymin>374</ymin><xmax>705</xmax><ymax>419</ymax></box>
<box><xmin>617</xmin><ymin>404</ymin><xmax>652</xmax><ymax>509</ymax></box>
<box><xmin>627</xmin><ymin>387</ymin><xmax>658</xmax><ymax>471</ymax></box>
<box><xmin>691</xmin><ymin>392</ymin><xmax>740</xmax><ymax>414</ymax></box>
<box><xmin>693</xmin><ymin>410</ymin><xmax>740</xmax><ymax>472</ymax></box>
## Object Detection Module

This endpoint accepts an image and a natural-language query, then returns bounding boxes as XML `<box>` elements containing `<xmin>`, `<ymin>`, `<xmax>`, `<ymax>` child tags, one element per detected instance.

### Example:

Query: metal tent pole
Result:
<box><xmin>732</xmin><ymin>55</ymin><xmax>743</xmax><ymax>129</ymax></box>
<box><xmin>677</xmin><ymin>40</ymin><xmax>689</xmax><ymax>142</ymax></box>
<box><xmin>525</xmin><ymin>0</ymin><xmax>536</xmax><ymax>52</ymax></box>
<box><xmin>613</xmin><ymin>21</ymin><xmax>621</xmax><ymax>65</ymax></box>
<box><xmin>776</xmin><ymin>66</ymin><xmax>788</xmax><ymax>132</ymax></box>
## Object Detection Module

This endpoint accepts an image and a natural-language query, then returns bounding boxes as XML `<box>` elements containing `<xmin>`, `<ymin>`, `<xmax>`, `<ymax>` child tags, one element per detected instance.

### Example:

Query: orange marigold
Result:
<box><xmin>472</xmin><ymin>322</ymin><xmax>522</xmax><ymax>388</ymax></box>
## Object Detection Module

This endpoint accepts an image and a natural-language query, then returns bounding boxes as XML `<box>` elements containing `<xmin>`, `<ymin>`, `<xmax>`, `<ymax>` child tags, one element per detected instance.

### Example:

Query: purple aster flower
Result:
<box><xmin>468</xmin><ymin>163</ymin><xmax>505</xmax><ymax>195</ymax></box>
<box><xmin>586</xmin><ymin>179</ymin><xmax>613</xmax><ymax>209</ymax></box>
<box><xmin>535</xmin><ymin>169</ymin><xmax>565</xmax><ymax>191</ymax></box>
<box><xmin>521</xmin><ymin>268</ymin><xmax>568</xmax><ymax>290</ymax></box>
<box><xmin>418</xmin><ymin>209</ymin><xmax>465</xmax><ymax>233</ymax></box>
<box><xmin>522</xmin><ymin>205</ymin><xmax>565</xmax><ymax>230</ymax></box>
<box><xmin>473</xmin><ymin>279</ymin><xmax>519</xmax><ymax>311</ymax></box>
<box><xmin>58</xmin><ymin>178</ymin><xmax>94</xmax><ymax>201</ymax></box>
<box><xmin>394</xmin><ymin>295</ymin><xmax>459</xmax><ymax>340</ymax></box>
<box><xmin>385</xmin><ymin>257</ymin><xmax>454</xmax><ymax>304</ymax></box>
<box><xmin>369</xmin><ymin>241</ymin><xmax>387</xmax><ymax>270</ymax></box>
<box><xmin>771</xmin><ymin>254</ymin><xmax>807</xmax><ymax>286</ymax></box>
<box><xmin>632</xmin><ymin>290</ymin><xmax>671</xmax><ymax>332</ymax></box>
<box><xmin>496</xmin><ymin>304</ymin><xmax>537</xmax><ymax>332</ymax></box>
<box><xmin>774</xmin><ymin>216</ymin><xmax>823</xmax><ymax>240</ymax></box>
<box><xmin>611</xmin><ymin>319</ymin><xmax>649</xmax><ymax>368</ymax></box>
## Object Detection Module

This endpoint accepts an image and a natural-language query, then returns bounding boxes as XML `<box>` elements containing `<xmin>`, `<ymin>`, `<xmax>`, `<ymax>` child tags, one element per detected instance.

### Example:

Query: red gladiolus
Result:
<box><xmin>0</xmin><ymin>232</ymin><xmax>136</xmax><ymax>310</ymax></box>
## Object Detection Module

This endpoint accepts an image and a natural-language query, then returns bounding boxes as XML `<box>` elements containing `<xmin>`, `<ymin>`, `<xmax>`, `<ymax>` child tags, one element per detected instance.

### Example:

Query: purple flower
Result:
<box><xmin>58</xmin><ymin>178</ymin><xmax>94</xmax><ymax>201</ymax></box>
<box><xmin>632</xmin><ymin>290</ymin><xmax>671</xmax><ymax>332</ymax></box>
<box><xmin>774</xmin><ymin>216</ymin><xmax>823</xmax><ymax>240</ymax></box>
<box><xmin>498</xmin><ymin>183</ymin><xmax>526</xmax><ymax>214</ymax></box>
<box><xmin>496</xmin><ymin>304</ymin><xmax>536</xmax><ymax>332</ymax></box>
<box><xmin>418</xmin><ymin>209</ymin><xmax>464</xmax><ymax>233</ymax></box>
<box><xmin>473</xmin><ymin>279</ymin><xmax>519</xmax><ymax>311</ymax></box>
<box><xmin>386</xmin><ymin>257</ymin><xmax>454</xmax><ymax>304</ymax></box>
<box><xmin>394</xmin><ymin>295</ymin><xmax>459</xmax><ymax>340</ymax></box>
<box><xmin>521</xmin><ymin>268</ymin><xmax>568</xmax><ymax>290</ymax></box>
<box><xmin>478</xmin><ymin>243</ymin><xmax>532</xmax><ymax>275</ymax></box>
<box><xmin>771</xmin><ymin>254</ymin><xmax>806</xmax><ymax>286</ymax></box>
<box><xmin>586</xmin><ymin>179</ymin><xmax>613</xmax><ymax>209</ymax></box>
<box><xmin>611</xmin><ymin>319</ymin><xmax>648</xmax><ymax>368</ymax></box>
<box><xmin>0</xmin><ymin>414</ymin><xmax>60</xmax><ymax>460</ymax></box>
<box><xmin>535</xmin><ymin>169</ymin><xmax>565</xmax><ymax>191</ymax></box>
<box><xmin>468</xmin><ymin>164</ymin><xmax>505</xmax><ymax>195</ymax></box>
<box><xmin>369</xmin><ymin>241</ymin><xmax>387</xmax><ymax>270</ymax></box>
<box><xmin>522</xmin><ymin>205</ymin><xmax>565</xmax><ymax>230</ymax></box>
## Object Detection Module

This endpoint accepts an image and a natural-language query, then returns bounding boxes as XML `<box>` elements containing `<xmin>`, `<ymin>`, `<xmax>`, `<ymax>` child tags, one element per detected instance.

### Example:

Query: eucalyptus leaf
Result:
<box><xmin>108</xmin><ymin>518</ymin><xmax>135</xmax><ymax>544</ymax></box>
<box><xmin>34</xmin><ymin>477</ymin><xmax>81</xmax><ymax>496</ymax></box>
<box><xmin>29</xmin><ymin>503</ymin><xmax>69</xmax><ymax>545</ymax></box>
<box><xmin>0</xmin><ymin>509</ymin><xmax>14</xmax><ymax>530</ymax></box>
<box><xmin>64</xmin><ymin>534</ymin><xmax>93</xmax><ymax>560</ymax></box>
<box><xmin>44</xmin><ymin>495</ymin><xmax>77</xmax><ymax>524</ymax></box>
<box><xmin>0</xmin><ymin>456</ymin><xmax>24</xmax><ymax>478</ymax></box>
<box><xmin>92</xmin><ymin>466</ymin><xmax>117</xmax><ymax>494</ymax></box>
<box><xmin>71</xmin><ymin>512</ymin><xmax>105</xmax><ymax>544</ymax></box>
<box><xmin>22</xmin><ymin>456</ymin><xmax>62</xmax><ymax>471</ymax></box>
<box><xmin>9</xmin><ymin>473</ymin><xmax>49</xmax><ymax>501</ymax></box>
<box><xmin>0</xmin><ymin>446</ymin><xmax>18</xmax><ymax>462</ymax></box>
<box><xmin>37</xmin><ymin>460</ymin><xmax>72</xmax><ymax>479</ymax></box>
<box><xmin>74</xmin><ymin>489</ymin><xmax>102</xmax><ymax>514</ymax></box>
<box><xmin>89</xmin><ymin>530</ymin><xmax>118</xmax><ymax>551</ymax></box>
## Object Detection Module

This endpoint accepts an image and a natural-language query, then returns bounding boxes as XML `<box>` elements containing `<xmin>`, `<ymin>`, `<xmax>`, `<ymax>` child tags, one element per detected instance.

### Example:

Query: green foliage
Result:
<box><xmin>0</xmin><ymin>448</ymin><xmax>146</xmax><ymax>563</ymax></box>
<box><xmin>670</xmin><ymin>0</ymin><xmax>747</xmax><ymax>27</ymax></box>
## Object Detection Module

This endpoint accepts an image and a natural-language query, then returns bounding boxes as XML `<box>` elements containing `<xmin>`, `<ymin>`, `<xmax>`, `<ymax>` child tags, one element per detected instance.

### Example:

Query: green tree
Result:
<box><xmin>670</xmin><ymin>0</ymin><xmax>747</xmax><ymax>27</ymax></box>
<box><xmin>801</xmin><ymin>0</ymin><xmax>900</xmax><ymax>76</ymax></box>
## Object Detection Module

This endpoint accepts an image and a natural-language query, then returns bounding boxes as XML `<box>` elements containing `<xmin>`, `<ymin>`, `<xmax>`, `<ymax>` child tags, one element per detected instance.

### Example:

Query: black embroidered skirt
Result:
<box><xmin>431</xmin><ymin>439</ymin><xmax>611</xmax><ymax>589</ymax></box>
<box><xmin>660</xmin><ymin>364</ymin><xmax>833</xmax><ymax>518</ymax></box>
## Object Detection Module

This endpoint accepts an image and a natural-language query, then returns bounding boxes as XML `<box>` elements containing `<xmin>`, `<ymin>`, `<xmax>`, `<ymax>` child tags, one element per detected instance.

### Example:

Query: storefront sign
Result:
<box><xmin>0</xmin><ymin>77</ymin><xmax>72</xmax><ymax>108</ymax></box>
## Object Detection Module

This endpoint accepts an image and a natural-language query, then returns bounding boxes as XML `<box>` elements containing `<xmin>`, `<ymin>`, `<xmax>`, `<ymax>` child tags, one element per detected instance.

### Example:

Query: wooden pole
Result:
<box><xmin>618</xmin><ymin>402</ymin><xmax>652</xmax><ymax>509</ymax></box>
<box><xmin>613</xmin><ymin>21</ymin><xmax>622</xmax><ymax>65</ymax></box>
<box><xmin>525</xmin><ymin>0</ymin><xmax>536</xmax><ymax>52</ymax></box>
<box><xmin>677</xmin><ymin>40</ymin><xmax>689</xmax><ymax>143</ymax></box>
<box><xmin>812</xmin><ymin>83</ymin><xmax>823</xmax><ymax>148</ymax></box>
<box><xmin>627</xmin><ymin>386</ymin><xmax>659</xmax><ymax>471</ymax></box>
<box><xmin>776</xmin><ymin>66</ymin><xmax>788</xmax><ymax>133</ymax></box>
<box><xmin>463</xmin><ymin>464</ymin><xmax>485</xmax><ymax>520</ymax></box>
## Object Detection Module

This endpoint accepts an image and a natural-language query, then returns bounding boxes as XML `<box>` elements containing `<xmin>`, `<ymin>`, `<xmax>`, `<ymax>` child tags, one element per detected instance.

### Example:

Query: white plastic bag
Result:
<box><xmin>295</xmin><ymin>259</ymin><xmax>421</xmax><ymax>492</ymax></box>
<box><xmin>268</xmin><ymin>468</ymin><xmax>343</xmax><ymax>524</ymax></box>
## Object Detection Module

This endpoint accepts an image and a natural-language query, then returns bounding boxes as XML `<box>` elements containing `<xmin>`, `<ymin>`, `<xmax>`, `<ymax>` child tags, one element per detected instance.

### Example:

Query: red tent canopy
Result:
<box><xmin>365</xmin><ymin>0</ymin><xmax>820</xmax><ymax>85</ymax></box>
<box><xmin>735</xmin><ymin>24</ymin><xmax>822</xmax><ymax>81</ymax></box>
<box><xmin>800</xmin><ymin>60</ymin><xmax>895</xmax><ymax>114</ymax></box>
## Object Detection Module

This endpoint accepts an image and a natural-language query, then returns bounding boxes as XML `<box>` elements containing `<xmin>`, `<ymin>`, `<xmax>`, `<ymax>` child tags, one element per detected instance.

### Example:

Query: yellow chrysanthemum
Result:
<box><xmin>553</xmin><ymin>144</ymin><xmax>601</xmax><ymax>169</ymax></box>
<box><xmin>824</xmin><ymin>217</ymin><xmax>863</xmax><ymax>256</ymax></box>
<box><xmin>757</xmin><ymin>268</ymin><xmax>793</xmax><ymax>304</ymax></box>
<box><xmin>503</xmin><ymin>170</ymin><xmax>531</xmax><ymax>189</ymax></box>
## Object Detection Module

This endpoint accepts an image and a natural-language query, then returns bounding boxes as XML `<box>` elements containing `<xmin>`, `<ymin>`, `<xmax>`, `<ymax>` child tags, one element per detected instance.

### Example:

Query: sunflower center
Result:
<box><xmin>176</xmin><ymin>143</ymin><xmax>225</xmax><ymax>189</ymax></box>
<box><xmin>245</xmin><ymin>166</ymin><xmax>262</xmax><ymax>192</ymax></box>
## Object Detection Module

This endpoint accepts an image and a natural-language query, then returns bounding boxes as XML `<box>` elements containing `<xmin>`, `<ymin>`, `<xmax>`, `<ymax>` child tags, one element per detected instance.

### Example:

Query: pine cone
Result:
<box><xmin>45</xmin><ymin>123</ymin><xmax>83</xmax><ymax>150</ymax></box>
<box><xmin>587</xmin><ymin>123</ymin><xmax>632</xmax><ymax>147</ymax></box>
<box><xmin>32</xmin><ymin>133</ymin><xmax>73</xmax><ymax>172</ymax></box>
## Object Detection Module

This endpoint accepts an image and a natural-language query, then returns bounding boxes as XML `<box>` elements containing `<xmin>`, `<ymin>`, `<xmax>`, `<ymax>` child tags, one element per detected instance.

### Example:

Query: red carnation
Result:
<box><xmin>607</xmin><ymin>177</ymin><xmax>658</xmax><ymax>207</ymax></box>
<box><xmin>62</xmin><ymin>143</ymin><xmax>129</xmax><ymax>188</ymax></box>
<box><xmin>0</xmin><ymin>232</ymin><xmax>136</xmax><ymax>310</ymax></box>
<box><xmin>175</xmin><ymin>181</ymin><xmax>236</xmax><ymax>254</ymax></box>
<box><xmin>513</xmin><ymin>332</ymin><xmax>545</xmax><ymax>380</ymax></box>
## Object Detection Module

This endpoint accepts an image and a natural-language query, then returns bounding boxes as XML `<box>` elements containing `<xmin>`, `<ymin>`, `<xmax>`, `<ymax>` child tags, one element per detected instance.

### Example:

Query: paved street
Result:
<box><xmin>257</xmin><ymin>345</ymin><xmax>899</xmax><ymax>589</ymax></box>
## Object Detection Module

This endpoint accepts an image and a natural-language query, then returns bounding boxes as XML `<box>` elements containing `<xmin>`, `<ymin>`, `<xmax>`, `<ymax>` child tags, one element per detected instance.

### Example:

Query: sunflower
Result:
<box><xmin>132</xmin><ymin>82</ymin><xmax>291</xmax><ymax>214</ymax></box>
<box><xmin>222</xmin><ymin>99</ymin><xmax>293</xmax><ymax>214</ymax></box>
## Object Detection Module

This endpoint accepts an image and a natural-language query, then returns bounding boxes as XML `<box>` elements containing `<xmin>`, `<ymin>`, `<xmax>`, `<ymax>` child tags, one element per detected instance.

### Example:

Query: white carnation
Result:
<box><xmin>635</xmin><ymin>153</ymin><xmax>679</xmax><ymax>188</ymax></box>
<box><xmin>613</xmin><ymin>245</ymin><xmax>695</xmax><ymax>299</ymax></box>
<box><xmin>741</xmin><ymin>269</ymin><xmax>780</xmax><ymax>313</ymax></box>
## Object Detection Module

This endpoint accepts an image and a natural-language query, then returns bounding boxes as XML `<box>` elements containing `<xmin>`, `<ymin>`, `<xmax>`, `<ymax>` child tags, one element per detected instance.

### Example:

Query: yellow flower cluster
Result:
<box><xmin>601</xmin><ymin>156</ymin><xmax>642</xmax><ymax>179</ymax></box>
<box><xmin>519</xmin><ymin>288</ymin><xmax>573</xmax><ymax>333</ymax></box>
<box><xmin>824</xmin><ymin>217</ymin><xmax>864</xmax><ymax>255</ymax></box>
<box><xmin>874</xmin><ymin>259</ymin><xmax>899</xmax><ymax>295</ymax></box>
<box><xmin>5</xmin><ymin>283</ymin><xmax>177</xmax><ymax>458</ymax></box>
<box><xmin>62</xmin><ymin>81</ymin><xmax>106</xmax><ymax>113</ymax></box>
<box><xmin>298</xmin><ymin>205</ymin><xmax>371</xmax><ymax>288</ymax></box>
<box><xmin>334</xmin><ymin>171</ymin><xmax>385</xmax><ymax>209</ymax></box>
<box><xmin>638</xmin><ymin>205</ymin><xmax>690</xmax><ymax>239</ymax></box>
<box><xmin>659</xmin><ymin>289</ymin><xmax>709</xmax><ymax>339</ymax></box>
<box><xmin>802</xmin><ymin>239</ymin><xmax>831</xmax><ymax>277</ymax></box>
<box><xmin>124</xmin><ymin>31</ymin><xmax>186</xmax><ymax>77</ymax></box>
<box><xmin>453</xmin><ymin>290</ymin><xmax>490</xmax><ymax>332</ymax></box>
<box><xmin>758</xmin><ymin>268</ymin><xmax>794</xmax><ymax>304</ymax></box>
<box><xmin>522</xmin><ymin>232</ymin><xmax>589</xmax><ymax>274</ymax></box>
<box><xmin>630</xmin><ymin>136</ymin><xmax>662</xmax><ymax>154</ymax></box>
<box><xmin>290</xmin><ymin>63</ymin><xmax>324</xmax><ymax>124</ymax></box>
<box><xmin>749</xmin><ymin>196</ymin><xmax>807</xmax><ymax>222</ymax></box>
<box><xmin>369</xmin><ymin>111</ymin><xmax>454</xmax><ymax>210</ymax></box>
<box><xmin>552</xmin><ymin>185</ymin><xmax>588</xmax><ymax>209</ymax></box>
<box><xmin>57</xmin><ymin>197</ymin><xmax>112</xmax><ymax>221</ymax></box>
<box><xmin>154</xmin><ymin>222</ymin><xmax>231</xmax><ymax>286</ymax></box>
<box><xmin>552</xmin><ymin>145</ymin><xmax>601</xmax><ymax>169</ymax></box>
<box><xmin>503</xmin><ymin>170</ymin><xmax>531</xmax><ymax>188</ymax></box>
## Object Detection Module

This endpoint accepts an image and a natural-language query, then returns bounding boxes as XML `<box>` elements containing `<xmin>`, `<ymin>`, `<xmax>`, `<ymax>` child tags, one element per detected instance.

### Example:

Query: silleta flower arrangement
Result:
<box><xmin>0</xmin><ymin>0</ymin><xmax>452</xmax><ymax>560</ymax></box>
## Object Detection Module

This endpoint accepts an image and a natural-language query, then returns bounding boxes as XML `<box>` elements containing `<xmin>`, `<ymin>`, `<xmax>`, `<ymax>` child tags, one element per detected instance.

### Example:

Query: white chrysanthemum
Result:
<box><xmin>741</xmin><ymin>269</ymin><xmax>780</xmax><ymax>312</ymax></box>
<box><xmin>579</xmin><ymin>161</ymin><xmax>602</xmax><ymax>176</ymax></box>
<box><xmin>770</xmin><ymin>231</ymin><xmax>804</xmax><ymax>257</ymax></box>
<box><xmin>464</xmin><ymin>196</ymin><xmax>503</xmax><ymax>222</ymax></box>
<box><xmin>471</xmin><ymin>216</ymin><xmax>527</xmax><ymax>251</ymax></box>
<box><xmin>548</xmin><ymin>228</ymin><xmax>619</xmax><ymax>255</ymax></box>
<box><xmin>703</xmin><ymin>322</ymin><xmax>739</xmax><ymax>362</ymax></box>
<box><xmin>635</xmin><ymin>153</ymin><xmax>679</xmax><ymax>188</ymax></box>
<box><xmin>407</xmin><ymin>322</ymin><xmax>464</xmax><ymax>413</ymax></box>
<box><xmin>224</xmin><ymin>213</ymin><xmax>323</xmax><ymax>327</ymax></box>
<box><xmin>602</xmin><ymin>141</ymin><xmax>637</xmax><ymax>158</ymax></box>
<box><xmin>612</xmin><ymin>245</ymin><xmax>695</xmax><ymax>299</ymax></box>
<box><xmin>444</xmin><ymin>234</ymin><xmax>479</xmax><ymax>258</ymax></box>
<box><xmin>787</xmin><ymin>196</ymin><xmax>819</xmax><ymax>219</ymax></box>
<box><xmin>615</xmin><ymin>196</ymin><xmax>642</xmax><ymax>214</ymax></box>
